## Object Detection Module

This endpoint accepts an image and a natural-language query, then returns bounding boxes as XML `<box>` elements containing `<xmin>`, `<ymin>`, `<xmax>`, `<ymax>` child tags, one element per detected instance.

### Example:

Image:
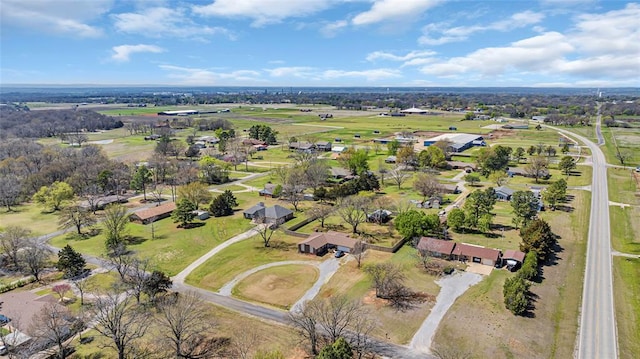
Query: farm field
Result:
<box><xmin>613</xmin><ymin>256</ymin><xmax>640</xmax><ymax>359</ymax></box>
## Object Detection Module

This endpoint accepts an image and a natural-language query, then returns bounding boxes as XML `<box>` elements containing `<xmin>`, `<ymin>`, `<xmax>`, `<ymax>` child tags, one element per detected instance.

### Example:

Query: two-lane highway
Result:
<box><xmin>554</xmin><ymin>105</ymin><xmax>617</xmax><ymax>358</ymax></box>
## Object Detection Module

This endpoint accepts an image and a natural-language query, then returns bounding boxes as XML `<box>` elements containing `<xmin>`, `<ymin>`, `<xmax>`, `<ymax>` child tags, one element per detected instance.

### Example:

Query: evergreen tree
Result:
<box><xmin>172</xmin><ymin>198</ymin><xmax>197</xmax><ymax>227</ymax></box>
<box><xmin>503</xmin><ymin>276</ymin><xmax>530</xmax><ymax>315</ymax></box>
<box><xmin>511</xmin><ymin>190</ymin><xmax>538</xmax><ymax>229</ymax></box>
<box><xmin>131</xmin><ymin>165</ymin><xmax>153</xmax><ymax>201</ymax></box>
<box><xmin>519</xmin><ymin>218</ymin><xmax>556</xmax><ymax>263</ymax></box>
<box><xmin>142</xmin><ymin>270</ymin><xmax>172</xmax><ymax>302</ymax></box>
<box><xmin>57</xmin><ymin>244</ymin><xmax>86</xmax><ymax>278</ymax></box>
<box><xmin>558</xmin><ymin>156</ymin><xmax>576</xmax><ymax>176</ymax></box>
<box><xmin>209</xmin><ymin>190</ymin><xmax>237</xmax><ymax>217</ymax></box>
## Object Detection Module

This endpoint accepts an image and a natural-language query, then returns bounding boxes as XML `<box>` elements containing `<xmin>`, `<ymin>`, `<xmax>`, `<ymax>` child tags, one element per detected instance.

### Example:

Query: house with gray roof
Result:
<box><xmin>495</xmin><ymin>186</ymin><xmax>515</xmax><ymax>201</ymax></box>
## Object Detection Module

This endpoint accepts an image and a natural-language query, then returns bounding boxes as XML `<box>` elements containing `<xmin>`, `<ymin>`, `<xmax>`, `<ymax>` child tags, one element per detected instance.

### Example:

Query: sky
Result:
<box><xmin>1</xmin><ymin>0</ymin><xmax>639</xmax><ymax>87</ymax></box>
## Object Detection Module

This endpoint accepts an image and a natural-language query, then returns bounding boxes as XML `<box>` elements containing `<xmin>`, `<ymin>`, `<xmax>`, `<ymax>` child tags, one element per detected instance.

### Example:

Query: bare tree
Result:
<box><xmin>125</xmin><ymin>258</ymin><xmax>150</xmax><ymax>304</ymax></box>
<box><xmin>307</xmin><ymin>204</ymin><xmax>334</xmax><ymax>228</ymax></box>
<box><xmin>350</xmin><ymin>309</ymin><xmax>377</xmax><ymax>359</ymax></box>
<box><xmin>316</xmin><ymin>295</ymin><xmax>364</xmax><ymax>344</ymax></box>
<box><xmin>282</xmin><ymin>166</ymin><xmax>307</xmax><ymax>212</ymax></box>
<box><xmin>29</xmin><ymin>303</ymin><xmax>78</xmax><ymax>359</ymax></box>
<box><xmin>157</xmin><ymin>291</ymin><xmax>221</xmax><ymax>359</ymax></box>
<box><xmin>72</xmin><ymin>276</ymin><xmax>91</xmax><ymax>306</ymax></box>
<box><xmin>413</xmin><ymin>173</ymin><xmax>442</xmax><ymax>201</ymax></box>
<box><xmin>0</xmin><ymin>174</ymin><xmax>22</xmax><ymax>211</ymax></box>
<box><xmin>107</xmin><ymin>250</ymin><xmax>134</xmax><ymax>282</ymax></box>
<box><xmin>255</xmin><ymin>223</ymin><xmax>277</xmax><ymax>248</ymax></box>
<box><xmin>352</xmin><ymin>241</ymin><xmax>367</xmax><ymax>269</ymax></box>
<box><xmin>58</xmin><ymin>204</ymin><xmax>96</xmax><ymax>235</ymax></box>
<box><xmin>337</xmin><ymin>196</ymin><xmax>371</xmax><ymax>234</ymax></box>
<box><xmin>92</xmin><ymin>291</ymin><xmax>150</xmax><ymax>359</ymax></box>
<box><xmin>0</xmin><ymin>225</ymin><xmax>30</xmax><ymax>269</ymax></box>
<box><xmin>288</xmin><ymin>300</ymin><xmax>321</xmax><ymax>355</ymax></box>
<box><xmin>20</xmin><ymin>239</ymin><xmax>51</xmax><ymax>282</ymax></box>
<box><xmin>388</xmin><ymin>167</ymin><xmax>411</xmax><ymax>190</ymax></box>
<box><xmin>524</xmin><ymin>156</ymin><xmax>549</xmax><ymax>183</ymax></box>
<box><xmin>231</xmin><ymin>326</ymin><xmax>261</xmax><ymax>359</ymax></box>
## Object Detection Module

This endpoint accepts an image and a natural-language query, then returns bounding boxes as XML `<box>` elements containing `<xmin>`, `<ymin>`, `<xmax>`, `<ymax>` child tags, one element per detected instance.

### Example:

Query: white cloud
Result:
<box><xmin>320</xmin><ymin>20</ymin><xmax>349</xmax><ymax>37</ymax></box>
<box><xmin>112</xmin><ymin>6</ymin><xmax>233</xmax><ymax>39</ymax></box>
<box><xmin>352</xmin><ymin>0</ymin><xmax>442</xmax><ymax>26</ymax></box>
<box><xmin>193</xmin><ymin>0</ymin><xmax>335</xmax><ymax>27</ymax></box>
<box><xmin>265</xmin><ymin>67</ymin><xmax>316</xmax><ymax>78</ymax></box>
<box><xmin>112</xmin><ymin>45</ymin><xmax>165</xmax><ymax>62</ymax></box>
<box><xmin>419</xmin><ymin>10</ymin><xmax>545</xmax><ymax>45</ymax></box>
<box><xmin>416</xmin><ymin>4</ymin><xmax>640</xmax><ymax>85</ymax></box>
<box><xmin>366</xmin><ymin>50</ymin><xmax>436</xmax><ymax>62</ymax></box>
<box><xmin>159</xmin><ymin>65</ymin><xmax>263</xmax><ymax>85</ymax></box>
<box><xmin>321</xmin><ymin>68</ymin><xmax>401</xmax><ymax>81</ymax></box>
<box><xmin>1</xmin><ymin>0</ymin><xmax>111</xmax><ymax>37</ymax></box>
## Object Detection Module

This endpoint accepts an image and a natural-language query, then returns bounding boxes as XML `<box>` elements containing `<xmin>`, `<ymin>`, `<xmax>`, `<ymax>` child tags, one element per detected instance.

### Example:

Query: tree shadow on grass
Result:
<box><xmin>523</xmin><ymin>291</ymin><xmax>539</xmax><ymax>318</ymax></box>
<box><xmin>127</xmin><ymin>236</ymin><xmax>148</xmax><ymax>245</ymax></box>
<box><xmin>179</xmin><ymin>222</ymin><xmax>206</xmax><ymax>229</ymax></box>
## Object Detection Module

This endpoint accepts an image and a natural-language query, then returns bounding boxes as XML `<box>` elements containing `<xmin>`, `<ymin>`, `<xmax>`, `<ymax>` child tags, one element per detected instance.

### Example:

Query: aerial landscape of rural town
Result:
<box><xmin>0</xmin><ymin>1</ymin><xmax>639</xmax><ymax>359</ymax></box>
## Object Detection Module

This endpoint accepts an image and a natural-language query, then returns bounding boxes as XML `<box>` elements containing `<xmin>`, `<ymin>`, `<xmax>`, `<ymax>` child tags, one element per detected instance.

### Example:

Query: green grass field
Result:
<box><xmin>185</xmin><ymin>232</ymin><xmax>312</xmax><ymax>291</ymax></box>
<box><xmin>609</xmin><ymin>206</ymin><xmax>640</xmax><ymax>254</ymax></box>
<box><xmin>50</xmin><ymin>212</ymin><xmax>253</xmax><ymax>276</ymax></box>
<box><xmin>613</xmin><ymin>257</ymin><xmax>640</xmax><ymax>359</ymax></box>
<box><xmin>0</xmin><ymin>202</ymin><xmax>62</xmax><ymax>236</ymax></box>
<box><xmin>608</xmin><ymin>168</ymin><xmax>639</xmax><ymax>205</ymax></box>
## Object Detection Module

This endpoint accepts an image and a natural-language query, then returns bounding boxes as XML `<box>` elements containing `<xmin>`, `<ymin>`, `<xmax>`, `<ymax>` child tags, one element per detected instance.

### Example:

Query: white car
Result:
<box><xmin>0</xmin><ymin>345</ymin><xmax>7</xmax><ymax>355</ymax></box>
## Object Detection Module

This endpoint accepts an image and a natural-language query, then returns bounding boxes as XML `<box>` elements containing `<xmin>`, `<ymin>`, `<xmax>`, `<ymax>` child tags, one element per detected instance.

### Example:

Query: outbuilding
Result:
<box><xmin>130</xmin><ymin>202</ymin><xmax>176</xmax><ymax>224</ymax></box>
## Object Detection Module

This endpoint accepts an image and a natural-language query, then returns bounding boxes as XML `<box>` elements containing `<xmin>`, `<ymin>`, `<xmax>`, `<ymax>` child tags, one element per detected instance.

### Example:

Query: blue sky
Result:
<box><xmin>1</xmin><ymin>0</ymin><xmax>639</xmax><ymax>87</ymax></box>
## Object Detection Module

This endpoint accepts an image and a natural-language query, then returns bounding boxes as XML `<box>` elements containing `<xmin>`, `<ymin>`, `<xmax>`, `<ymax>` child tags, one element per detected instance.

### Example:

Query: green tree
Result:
<box><xmin>463</xmin><ymin>188</ymin><xmax>496</xmax><ymax>228</ymax></box>
<box><xmin>511</xmin><ymin>190</ymin><xmax>538</xmax><ymax>229</ymax></box>
<box><xmin>396</xmin><ymin>146</ymin><xmax>417</xmax><ymax>167</ymax></box>
<box><xmin>517</xmin><ymin>251</ymin><xmax>538</xmax><ymax>281</ymax></box>
<box><xmin>395</xmin><ymin>210</ymin><xmax>440</xmax><ymax>239</ymax></box>
<box><xmin>339</xmin><ymin>148</ymin><xmax>369</xmax><ymax>175</ymax></box>
<box><xmin>513</xmin><ymin>147</ymin><xmax>526</xmax><ymax>163</ymax></box>
<box><xmin>561</xmin><ymin>143</ymin><xmax>570</xmax><ymax>154</ymax></box>
<box><xmin>542</xmin><ymin>179</ymin><xmax>567</xmax><ymax>210</ymax></box>
<box><xmin>131</xmin><ymin>165</ymin><xmax>153</xmax><ymax>201</ymax></box>
<box><xmin>503</xmin><ymin>276</ymin><xmax>530</xmax><ymax>315</ymax></box>
<box><xmin>387</xmin><ymin>139</ymin><xmax>401</xmax><ymax>155</ymax></box>
<box><xmin>447</xmin><ymin>208</ymin><xmax>465</xmax><ymax>232</ymax></box>
<box><xmin>209</xmin><ymin>190</ymin><xmax>238</xmax><ymax>217</ymax></box>
<box><xmin>519</xmin><ymin>218</ymin><xmax>557</xmax><ymax>263</ymax></box>
<box><xmin>103</xmin><ymin>204</ymin><xmax>130</xmax><ymax>254</ymax></box>
<box><xmin>476</xmin><ymin>146</ymin><xmax>511</xmax><ymax>176</ymax></box>
<box><xmin>317</xmin><ymin>337</ymin><xmax>353</xmax><ymax>359</ymax></box>
<box><xmin>199</xmin><ymin>155</ymin><xmax>230</xmax><ymax>184</ymax></box>
<box><xmin>142</xmin><ymin>270</ymin><xmax>172</xmax><ymax>302</ymax></box>
<box><xmin>418</xmin><ymin>146</ymin><xmax>446</xmax><ymax>168</ymax></box>
<box><xmin>178</xmin><ymin>182</ymin><xmax>212</xmax><ymax>210</ymax></box>
<box><xmin>464</xmin><ymin>173</ymin><xmax>480</xmax><ymax>186</ymax></box>
<box><xmin>478</xmin><ymin>213</ymin><xmax>493</xmax><ymax>234</ymax></box>
<box><xmin>558</xmin><ymin>156</ymin><xmax>576</xmax><ymax>176</ymax></box>
<box><xmin>172</xmin><ymin>198</ymin><xmax>197</xmax><ymax>228</ymax></box>
<box><xmin>527</xmin><ymin>145</ymin><xmax>537</xmax><ymax>156</ymax></box>
<box><xmin>57</xmin><ymin>244</ymin><xmax>86</xmax><ymax>279</ymax></box>
<box><xmin>32</xmin><ymin>181</ymin><xmax>75</xmax><ymax>212</ymax></box>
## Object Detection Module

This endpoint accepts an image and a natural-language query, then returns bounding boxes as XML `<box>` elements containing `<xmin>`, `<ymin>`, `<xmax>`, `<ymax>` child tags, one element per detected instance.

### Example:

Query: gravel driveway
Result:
<box><xmin>409</xmin><ymin>271</ymin><xmax>483</xmax><ymax>353</ymax></box>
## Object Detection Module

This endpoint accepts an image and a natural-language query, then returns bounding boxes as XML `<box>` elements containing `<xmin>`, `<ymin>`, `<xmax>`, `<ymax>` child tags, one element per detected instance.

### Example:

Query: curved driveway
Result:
<box><xmin>218</xmin><ymin>260</ymin><xmax>321</xmax><ymax>296</ymax></box>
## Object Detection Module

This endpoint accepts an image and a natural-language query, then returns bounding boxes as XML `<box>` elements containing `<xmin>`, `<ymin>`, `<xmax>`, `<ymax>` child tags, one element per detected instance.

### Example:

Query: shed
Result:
<box><xmin>259</xmin><ymin>183</ymin><xmax>279</xmax><ymax>198</ymax></box>
<box><xmin>130</xmin><ymin>202</ymin><xmax>176</xmax><ymax>224</ymax></box>
<box><xmin>193</xmin><ymin>210</ymin><xmax>210</xmax><ymax>220</ymax></box>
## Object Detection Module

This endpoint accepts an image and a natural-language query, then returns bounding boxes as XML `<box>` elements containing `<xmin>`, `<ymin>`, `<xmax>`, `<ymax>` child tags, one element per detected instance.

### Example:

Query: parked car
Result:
<box><xmin>0</xmin><ymin>314</ymin><xmax>10</xmax><ymax>325</ymax></box>
<box><xmin>0</xmin><ymin>345</ymin><xmax>7</xmax><ymax>355</ymax></box>
<box><xmin>335</xmin><ymin>250</ymin><xmax>345</xmax><ymax>258</ymax></box>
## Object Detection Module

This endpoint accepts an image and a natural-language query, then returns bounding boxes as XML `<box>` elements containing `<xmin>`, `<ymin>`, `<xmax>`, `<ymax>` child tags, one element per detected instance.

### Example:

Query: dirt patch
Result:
<box><xmin>487</xmin><ymin>129</ymin><xmax>516</xmax><ymax>139</ymax></box>
<box><xmin>235</xmin><ymin>265</ymin><xmax>318</xmax><ymax>309</ymax></box>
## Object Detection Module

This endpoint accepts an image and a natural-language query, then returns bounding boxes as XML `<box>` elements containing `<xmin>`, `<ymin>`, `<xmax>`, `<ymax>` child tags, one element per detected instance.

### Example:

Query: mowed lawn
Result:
<box><xmin>0</xmin><ymin>202</ymin><xmax>62</xmax><ymax>236</ymax></box>
<box><xmin>432</xmin><ymin>191</ymin><xmax>589</xmax><ymax>358</ymax></box>
<box><xmin>50</xmin><ymin>212</ymin><xmax>253</xmax><ymax>276</ymax></box>
<box><xmin>608</xmin><ymin>168</ymin><xmax>640</xmax><ymax>205</ymax></box>
<box><xmin>610</xmin><ymin>206</ymin><xmax>640</xmax><ymax>254</ymax></box>
<box><xmin>316</xmin><ymin>246</ymin><xmax>440</xmax><ymax>345</ymax></box>
<box><xmin>185</xmin><ymin>232</ymin><xmax>314</xmax><ymax>292</ymax></box>
<box><xmin>613</xmin><ymin>257</ymin><xmax>640</xmax><ymax>359</ymax></box>
<box><xmin>233</xmin><ymin>264</ymin><xmax>319</xmax><ymax>310</ymax></box>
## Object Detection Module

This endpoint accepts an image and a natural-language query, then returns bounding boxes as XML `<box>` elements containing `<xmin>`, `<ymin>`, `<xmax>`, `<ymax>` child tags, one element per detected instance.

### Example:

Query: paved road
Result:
<box><xmin>552</xmin><ymin>109</ymin><xmax>618</xmax><ymax>358</ymax></box>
